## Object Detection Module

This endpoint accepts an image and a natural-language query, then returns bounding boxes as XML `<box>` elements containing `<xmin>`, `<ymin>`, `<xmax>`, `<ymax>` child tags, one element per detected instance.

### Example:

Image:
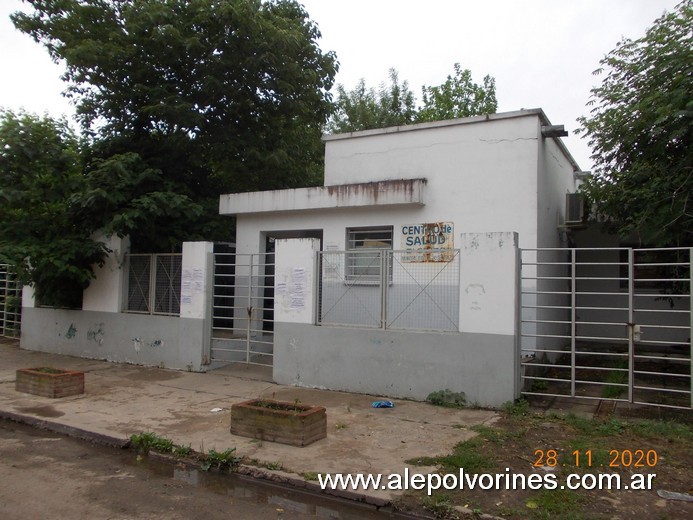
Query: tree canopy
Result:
<box><xmin>0</xmin><ymin>110</ymin><xmax>99</xmax><ymax>307</ymax></box>
<box><xmin>577</xmin><ymin>0</ymin><xmax>692</xmax><ymax>246</ymax></box>
<box><xmin>5</xmin><ymin>0</ymin><xmax>337</xmax><ymax>305</ymax></box>
<box><xmin>329</xmin><ymin>64</ymin><xmax>497</xmax><ymax>133</ymax></box>
<box><xmin>13</xmin><ymin>0</ymin><xmax>338</xmax><ymax>247</ymax></box>
<box><xmin>0</xmin><ymin>109</ymin><xmax>204</xmax><ymax>306</ymax></box>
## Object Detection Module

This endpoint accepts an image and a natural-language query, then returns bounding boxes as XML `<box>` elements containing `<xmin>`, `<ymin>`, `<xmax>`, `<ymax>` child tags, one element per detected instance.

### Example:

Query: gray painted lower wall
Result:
<box><xmin>21</xmin><ymin>307</ymin><xmax>208</xmax><ymax>371</ymax></box>
<box><xmin>273</xmin><ymin>322</ymin><xmax>520</xmax><ymax>407</ymax></box>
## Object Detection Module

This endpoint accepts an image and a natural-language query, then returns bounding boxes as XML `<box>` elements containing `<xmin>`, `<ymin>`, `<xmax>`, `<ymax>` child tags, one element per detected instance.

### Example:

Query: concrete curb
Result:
<box><xmin>235</xmin><ymin>465</ymin><xmax>391</xmax><ymax>508</ymax></box>
<box><xmin>0</xmin><ymin>410</ymin><xmax>130</xmax><ymax>448</ymax></box>
<box><xmin>0</xmin><ymin>411</ymin><xmax>395</xmax><ymax>511</ymax></box>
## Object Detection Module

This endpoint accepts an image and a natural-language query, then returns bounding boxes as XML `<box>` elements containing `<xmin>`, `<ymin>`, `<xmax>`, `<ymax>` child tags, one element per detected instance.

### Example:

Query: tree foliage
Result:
<box><xmin>577</xmin><ymin>1</ymin><xmax>692</xmax><ymax>246</ymax></box>
<box><xmin>418</xmin><ymin>63</ymin><xmax>497</xmax><ymax>122</ymax></box>
<box><xmin>0</xmin><ymin>110</ymin><xmax>101</xmax><ymax>307</ymax></box>
<box><xmin>12</xmin><ymin>0</ymin><xmax>338</xmax><ymax>247</ymax></box>
<box><xmin>0</xmin><ymin>110</ymin><xmax>205</xmax><ymax>306</ymax></box>
<box><xmin>329</xmin><ymin>64</ymin><xmax>497</xmax><ymax>132</ymax></box>
<box><xmin>329</xmin><ymin>69</ymin><xmax>417</xmax><ymax>132</ymax></box>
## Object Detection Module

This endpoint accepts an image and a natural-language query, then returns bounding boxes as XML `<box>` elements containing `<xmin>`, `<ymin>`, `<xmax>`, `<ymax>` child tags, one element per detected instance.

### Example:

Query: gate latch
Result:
<box><xmin>628</xmin><ymin>323</ymin><xmax>642</xmax><ymax>342</ymax></box>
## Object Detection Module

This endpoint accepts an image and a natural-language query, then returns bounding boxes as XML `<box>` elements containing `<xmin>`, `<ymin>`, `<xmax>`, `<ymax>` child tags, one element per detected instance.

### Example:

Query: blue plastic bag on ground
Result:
<box><xmin>371</xmin><ymin>400</ymin><xmax>394</xmax><ymax>408</ymax></box>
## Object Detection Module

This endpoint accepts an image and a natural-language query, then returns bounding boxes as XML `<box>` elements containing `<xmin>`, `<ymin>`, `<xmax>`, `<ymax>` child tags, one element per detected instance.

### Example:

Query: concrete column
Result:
<box><xmin>458</xmin><ymin>231</ymin><xmax>521</xmax><ymax>397</ymax></box>
<box><xmin>82</xmin><ymin>234</ymin><xmax>130</xmax><ymax>313</ymax></box>
<box><xmin>274</xmin><ymin>238</ymin><xmax>320</xmax><ymax>324</ymax></box>
<box><xmin>459</xmin><ymin>232</ymin><xmax>520</xmax><ymax>335</ymax></box>
<box><xmin>21</xmin><ymin>285</ymin><xmax>35</xmax><ymax>308</ymax></box>
<box><xmin>180</xmin><ymin>242</ymin><xmax>214</xmax><ymax>320</ymax></box>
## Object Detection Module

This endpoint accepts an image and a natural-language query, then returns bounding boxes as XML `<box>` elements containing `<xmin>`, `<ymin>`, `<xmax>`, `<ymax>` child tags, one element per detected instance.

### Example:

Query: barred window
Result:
<box><xmin>126</xmin><ymin>254</ymin><xmax>182</xmax><ymax>315</ymax></box>
<box><xmin>346</xmin><ymin>227</ymin><xmax>393</xmax><ymax>282</ymax></box>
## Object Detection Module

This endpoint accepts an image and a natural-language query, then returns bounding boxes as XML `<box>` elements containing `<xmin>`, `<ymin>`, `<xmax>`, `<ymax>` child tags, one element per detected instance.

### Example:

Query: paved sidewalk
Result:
<box><xmin>0</xmin><ymin>339</ymin><xmax>497</xmax><ymax>504</ymax></box>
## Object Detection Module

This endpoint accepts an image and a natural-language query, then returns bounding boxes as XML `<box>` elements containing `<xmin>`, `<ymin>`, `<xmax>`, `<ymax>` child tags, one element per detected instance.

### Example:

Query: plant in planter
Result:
<box><xmin>15</xmin><ymin>367</ymin><xmax>85</xmax><ymax>398</ymax></box>
<box><xmin>230</xmin><ymin>398</ymin><xmax>326</xmax><ymax>447</ymax></box>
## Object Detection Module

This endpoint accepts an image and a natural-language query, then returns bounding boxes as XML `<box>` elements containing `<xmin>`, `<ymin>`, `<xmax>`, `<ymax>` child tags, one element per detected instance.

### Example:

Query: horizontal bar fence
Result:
<box><xmin>0</xmin><ymin>263</ymin><xmax>21</xmax><ymax>339</ymax></box>
<box><xmin>520</xmin><ymin>247</ymin><xmax>691</xmax><ymax>410</ymax></box>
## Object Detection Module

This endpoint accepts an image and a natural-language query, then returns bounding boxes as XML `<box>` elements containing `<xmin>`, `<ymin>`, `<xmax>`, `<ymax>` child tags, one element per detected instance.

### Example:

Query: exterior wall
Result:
<box><xmin>231</xmin><ymin>112</ymin><xmax>579</xmax><ymax>261</ymax></box>
<box><xmin>529</xmin><ymin>124</ymin><xmax>580</xmax><ymax>353</ymax></box>
<box><xmin>20</xmin><ymin>241</ymin><xmax>213</xmax><ymax>371</ymax></box>
<box><xmin>274</xmin><ymin>323</ymin><xmax>517</xmax><ymax>407</ymax></box>
<box><xmin>272</xmin><ymin>233</ymin><xmax>520</xmax><ymax>407</ymax></box>
<box><xmin>21</xmin><ymin>308</ymin><xmax>207</xmax><ymax>371</ymax></box>
<box><xmin>322</xmin><ymin>113</ymin><xmax>542</xmax><ymax>249</ymax></box>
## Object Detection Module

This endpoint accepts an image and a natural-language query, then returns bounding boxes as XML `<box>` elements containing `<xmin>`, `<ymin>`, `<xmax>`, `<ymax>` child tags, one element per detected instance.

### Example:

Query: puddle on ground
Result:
<box><xmin>126</xmin><ymin>455</ymin><xmax>410</xmax><ymax>519</ymax></box>
<box><xmin>16</xmin><ymin>405</ymin><xmax>64</xmax><ymax>418</ymax></box>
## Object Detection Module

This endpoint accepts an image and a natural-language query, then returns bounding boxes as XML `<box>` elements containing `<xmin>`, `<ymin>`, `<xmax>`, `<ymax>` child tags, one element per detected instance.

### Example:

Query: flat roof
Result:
<box><xmin>323</xmin><ymin>108</ymin><xmax>581</xmax><ymax>172</ymax></box>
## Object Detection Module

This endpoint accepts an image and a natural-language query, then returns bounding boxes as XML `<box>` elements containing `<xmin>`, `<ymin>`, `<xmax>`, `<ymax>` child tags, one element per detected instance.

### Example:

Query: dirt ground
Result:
<box><xmin>394</xmin><ymin>402</ymin><xmax>693</xmax><ymax>519</ymax></box>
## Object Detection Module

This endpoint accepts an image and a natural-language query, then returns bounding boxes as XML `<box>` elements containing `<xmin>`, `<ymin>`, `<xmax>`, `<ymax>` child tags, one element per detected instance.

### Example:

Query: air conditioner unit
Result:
<box><xmin>564</xmin><ymin>193</ymin><xmax>585</xmax><ymax>227</ymax></box>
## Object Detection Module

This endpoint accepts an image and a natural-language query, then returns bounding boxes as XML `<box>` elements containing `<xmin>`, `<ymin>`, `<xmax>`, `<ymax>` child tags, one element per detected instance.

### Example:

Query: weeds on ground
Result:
<box><xmin>201</xmin><ymin>448</ymin><xmax>241</xmax><ymax>472</ymax></box>
<box><xmin>302</xmin><ymin>471</ymin><xmax>320</xmax><ymax>481</ymax></box>
<box><xmin>426</xmin><ymin>389</ymin><xmax>467</xmax><ymax>408</ymax></box>
<box><xmin>130</xmin><ymin>432</ymin><xmax>175</xmax><ymax>454</ymax></box>
<box><xmin>525</xmin><ymin>489</ymin><xmax>584</xmax><ymax>518</ymax></box>
<box><xmin>601</xmin><ymin>360</ymin><xmax>628</xmax><ymax>398</ymax></box>
<box><xmin>502</xmin><ymin>398</ymin><xmax>530</xmax><ymax>417</ymax></box>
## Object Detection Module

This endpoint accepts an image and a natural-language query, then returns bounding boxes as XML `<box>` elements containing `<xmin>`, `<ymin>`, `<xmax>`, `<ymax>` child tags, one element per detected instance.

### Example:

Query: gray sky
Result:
<box><xmin>0</xmin><ymin>0</ymin><xmax>681</xmax><ymax>171</ymax></box>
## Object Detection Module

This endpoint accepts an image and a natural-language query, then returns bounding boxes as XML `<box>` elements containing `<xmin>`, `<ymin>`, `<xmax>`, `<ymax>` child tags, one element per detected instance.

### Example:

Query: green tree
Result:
<box><xmin>329</xmin><ymin>68</ymin><xmax>417</xmax><ymax>132</ymax></box>
<box><xmin>417</xmin><ymin>63</ymin><xmax>497</xmax><ymax>122</ymax></box>
<box><xmin>577</xmin><ymin>0</ymin><xmax>692</xmax><ymax>246</ymax></box>
<box><xmin>0</xmin><ymin>110</ymin><xmax>101</xmax><ymax>307</ymax></box>
<box><xmin>0</xmin><ymin>110</ymin><xmax>204</xmax><ymax>306</ymax></box>
<box><xmin>329</xmin><ymin>64</ymin><xmax>497</xmax><ymax>132</ymax></box>
<box><xmin>13</xmin><ymin>0</ymin><xmax>337</xmax><ymax>247</ymax></box>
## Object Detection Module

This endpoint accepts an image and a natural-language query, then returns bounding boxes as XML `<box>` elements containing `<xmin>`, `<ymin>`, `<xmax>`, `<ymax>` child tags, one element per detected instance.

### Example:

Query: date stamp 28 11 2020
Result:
<box><xmin>534</xmin><ymin>448</ymin><xmax>658</xmax><ymax>468</ymax></box>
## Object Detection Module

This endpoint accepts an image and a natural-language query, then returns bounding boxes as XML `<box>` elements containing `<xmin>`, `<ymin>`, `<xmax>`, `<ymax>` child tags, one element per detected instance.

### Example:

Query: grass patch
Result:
<box><xmin>302</xmin><ymin>471</ymin><xmax>320</xmax><ymax>481</ymax></box>
<box><xmin>408</xmin><ymin>434</ymin><xmax>496</xmax><ymax>473</ymax></box>
<box><xmin>526</xmin><ymin>489</ymin><xmax>584</xmax><ymax>518</ymax></box>
<box><xmin>630</xmin><ymin>419</ymin><xmax>693</xmax><ymax>441</ymax></box>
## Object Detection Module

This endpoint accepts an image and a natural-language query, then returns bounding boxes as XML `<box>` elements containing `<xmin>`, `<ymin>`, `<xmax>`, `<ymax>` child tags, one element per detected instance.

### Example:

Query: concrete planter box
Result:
<box><xmin>15</xmin><ymin>368</ymin><xmax>85</xmax><ymax>398</ymax></box>
<box><xmin>230</xmin><ymin>399</ymin><xmax>326</xmax><ymax>447</ymax></box>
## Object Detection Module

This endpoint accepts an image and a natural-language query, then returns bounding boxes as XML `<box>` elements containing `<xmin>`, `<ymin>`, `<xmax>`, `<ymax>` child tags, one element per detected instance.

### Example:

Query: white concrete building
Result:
<box><xmin>218</xmin><ymin>109</ymin><xmax>582</xmax><ymax>406</ymax></box>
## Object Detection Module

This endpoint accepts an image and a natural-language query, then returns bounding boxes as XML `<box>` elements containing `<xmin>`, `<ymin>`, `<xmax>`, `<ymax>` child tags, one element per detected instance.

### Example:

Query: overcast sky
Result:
<box><xmin>0</xmin><ymin>0</ymin><xmax>681</xmax><ymax>171</ymax></box>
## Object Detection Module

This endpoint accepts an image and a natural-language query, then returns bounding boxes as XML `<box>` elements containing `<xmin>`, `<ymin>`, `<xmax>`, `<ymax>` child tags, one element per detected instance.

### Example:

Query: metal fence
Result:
<box><xmin>521</xmin><ymin>247</ymin><xmax>692</xmax><ymax>410</ymax></box>
<box><xmin>126</xmin><ymin>254</ymin><xmax>182</xmax><ymax>315</ymax></box>
<box><xmin>0</xmin><ymin>264</ymin><xmax>21</xmax><ymax>338</ymax></box>
<box><xmin>318</xmin><ymin>249</ymin><xmax>460</xmax><ymax>332</ymax></box>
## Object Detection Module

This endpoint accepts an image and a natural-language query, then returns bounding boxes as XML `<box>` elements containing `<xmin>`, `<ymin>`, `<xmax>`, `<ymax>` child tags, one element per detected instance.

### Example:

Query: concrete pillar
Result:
<box><xmin>459</xmin><ymin>231</ymin><xmax>521</xmax><ymax>397</ymax></box>
<box><xmin>459</xmin><ymin>232</ymin><xmax>520</xmax><ymax>335</ymax></box>
<box><xmin>274</xmin><ymin>238</ymin><xmax>320</xmax><ymax>324</ymax></box>
<box><xmin>180</xmin><ymin>242</ymin><xmax>214</xmax><ymax>320</ymax></box>
<box><xmin>82</xmin><ymin>234</ymin><xmax>130</xmax><ymax>313</ymax></box>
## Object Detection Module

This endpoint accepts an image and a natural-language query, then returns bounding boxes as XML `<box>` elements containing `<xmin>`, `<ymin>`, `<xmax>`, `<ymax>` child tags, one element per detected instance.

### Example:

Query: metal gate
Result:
<box><xmin>0</xmin><ymin>264</ymin><xmax>21</xmax><ymax>339</ymax></box>
<box><xmin>210</xmin><ymin>246</ymin><xmax>274</xmax><ymax>366</ymax></box>
<box><xmin>521</xmin><ymin>247</ymin><xmax>691</xmax><ymax>410</ymax></box>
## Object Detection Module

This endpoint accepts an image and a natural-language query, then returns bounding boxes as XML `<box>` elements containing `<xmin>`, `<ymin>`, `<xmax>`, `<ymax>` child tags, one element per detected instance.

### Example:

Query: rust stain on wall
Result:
<box><xmin>325</xmin><ymin>178</ymin><xmax>425</xmax><ymax>204</ymax></box>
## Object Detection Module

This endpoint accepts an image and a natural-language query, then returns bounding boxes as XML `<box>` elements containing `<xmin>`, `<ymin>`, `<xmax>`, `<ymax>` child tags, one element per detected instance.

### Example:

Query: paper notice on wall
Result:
<box><xmin>290</xmin><ymin>267</ymin><xmax>305</xmax><ymax>309</ymax></box>
<box><xmin>181</xmin><ymin>268</ymin><xmax>193</xmax><ymax>306</ymax></box>
<box><xmin>192</xmin><ymin>268</ymin><xmax>204</xmax><ymax>293</ymax></box>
